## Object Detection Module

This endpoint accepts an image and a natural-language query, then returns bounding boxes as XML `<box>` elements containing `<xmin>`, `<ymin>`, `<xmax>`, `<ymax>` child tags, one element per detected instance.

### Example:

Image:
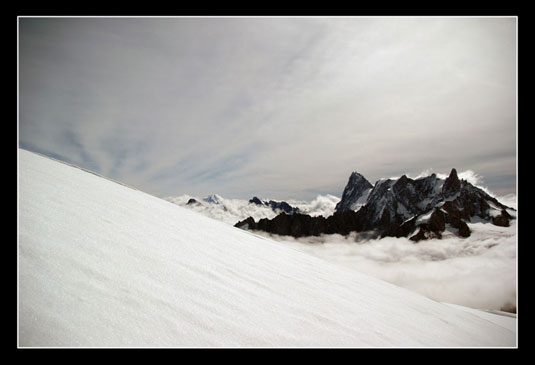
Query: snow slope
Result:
<box><xmin>442</xmin><ymin>304</ymin><xmax>516</xmax><ymax>333</ymax></box>
<box><xmin>18</xmin><ymin>149</ymin><xmax>516</xmax><ymax>347</ymax></box>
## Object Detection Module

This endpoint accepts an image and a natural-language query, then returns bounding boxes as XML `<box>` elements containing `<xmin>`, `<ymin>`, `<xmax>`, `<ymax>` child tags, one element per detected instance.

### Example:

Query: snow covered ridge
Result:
<box><xmin>236</xmin><ymin>168</ymin><xmax>516</xmax><ymax>241</ymax></box>
<box><xmin>18</xmin><ymin>149</ymin><xmax>515</xmax><ymax>347</ymax></box>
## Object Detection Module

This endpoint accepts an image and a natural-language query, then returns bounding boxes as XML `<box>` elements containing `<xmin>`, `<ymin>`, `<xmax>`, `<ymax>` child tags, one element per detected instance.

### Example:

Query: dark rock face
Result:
<box><xmin>456</xmin><ymin>220</ymin><xmax>471</xmax><ymax>238</ymax></box>
<box><xmin>442</xmin><ymin>168</ymin><xmax>461</xmax><ymax>198</ymax></box>
<box><xmin>236</xmin><ymin>168</ymin><xmax>515</xmax><ymax>241</ymax></box>
<box><xmin>409</xmin><ymin>208</ymin><xmax>446</xmax><ymax>242</ymax></box>
<box><xmin>394</xmin><ymin>216</ymin><xmax>418</xmax><ymax>238</ymax></box>
<box><xmin>335</xmin><ymin>172</ymin><xmax>373</xmax><ymax>212</ymax></box>
<box><xmin>492</xmin><ymin>209</ymin><xmax>512</xmax><ymax>227</ymax></box>
<box><xmin>235</xmin><ymin>216</ymin><xmax>256</xmax><ymax>230</ymax></box>
<box><xmin>440</xmin><ymin>202</ymin><xmax>471</xmax><ymax>237</ymax></box>
<box><xmin>235</xmin><ymin>210</ymin><xmax>362</xmax><ymax>238</ymax></box>
<box><xmin>186</xmin><ymin>198</ymin><xmax>198</xmax><ymax>205</ymax></box>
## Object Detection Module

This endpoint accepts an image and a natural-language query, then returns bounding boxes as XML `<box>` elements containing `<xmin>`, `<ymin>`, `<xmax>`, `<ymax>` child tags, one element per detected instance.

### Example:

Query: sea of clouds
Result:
<box><xmin>259</xmin><ymin>216</ymin><xmax>516</xmax><ymax>312</ymax></box>
<box><xmin>166</xmin><ymin>176</ymin><xmax>517</xmax><ymax>313</ymax></box>
<box><xmin>267</xmin><ymin>190</ymin><xmax>517</xmax><ymax>312</ymax></box>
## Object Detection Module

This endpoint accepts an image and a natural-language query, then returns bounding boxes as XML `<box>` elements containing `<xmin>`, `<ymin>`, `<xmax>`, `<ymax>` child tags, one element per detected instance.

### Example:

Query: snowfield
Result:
<box><xmin>18</xmin><ymin>149</ymin><xmax>516</xmax><ymax>347</ymax></box>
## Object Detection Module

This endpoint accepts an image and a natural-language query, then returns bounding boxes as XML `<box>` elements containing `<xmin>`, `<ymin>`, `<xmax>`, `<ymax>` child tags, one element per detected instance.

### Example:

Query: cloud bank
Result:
<box><xmin>259</xmin><ymin>217</ymin><xmax>517</xmax><ymax>312</ymax></box>
<box><xmin>165</xmin><ymin>193</ymin><xmax>341</xmax><ymax>225</ymax></box>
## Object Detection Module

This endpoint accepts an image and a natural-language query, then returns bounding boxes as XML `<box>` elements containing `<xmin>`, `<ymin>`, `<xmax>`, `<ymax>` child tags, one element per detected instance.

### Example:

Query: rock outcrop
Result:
<box><xmin>248</xmin><ymin>196</ymin><xmax>299</xmax><ymax>214</ymax></box>
<box><xmin>235</xmin><ymin>210</ymin><xmax>361</xmax><ymax>238</ymax></box>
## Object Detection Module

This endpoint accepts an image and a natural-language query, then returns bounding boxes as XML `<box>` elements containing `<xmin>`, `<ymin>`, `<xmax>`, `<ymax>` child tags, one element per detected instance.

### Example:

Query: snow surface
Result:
<box><xmin>18</xmin><ymin>149</ymin><xmax>516</xmax><ymax>347</ymax></box>
<box><xmin>442</xmin><ymin>303</ymin><xmax>516</xmax><ymax>333</ymax></box>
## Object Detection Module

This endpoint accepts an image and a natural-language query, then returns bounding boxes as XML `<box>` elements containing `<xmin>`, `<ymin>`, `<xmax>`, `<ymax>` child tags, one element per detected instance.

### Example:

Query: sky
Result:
<box><xmin>18</xmin><ymin>17</ymin><xmax>517</xmax><ymax>200</ymax></box>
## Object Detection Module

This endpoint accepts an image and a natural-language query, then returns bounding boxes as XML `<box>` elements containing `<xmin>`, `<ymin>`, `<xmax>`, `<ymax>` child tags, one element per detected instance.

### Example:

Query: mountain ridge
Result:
<box><xmin>235</xmin><ymin>168</ymin><xmax>515</xmax><ymax>240</ymax></box>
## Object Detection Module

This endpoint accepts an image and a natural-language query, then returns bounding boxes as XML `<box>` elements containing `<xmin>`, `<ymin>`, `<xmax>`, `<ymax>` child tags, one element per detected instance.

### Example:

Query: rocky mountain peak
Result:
<box><xmin>442</xmin><ymin>168</ymin><xmax>461</xmax><ymax>197</ymax></box>
<box><xmin>335</xmin><ymin>171</ymin><xmax>373</xmax><ymax>212</ymax></box>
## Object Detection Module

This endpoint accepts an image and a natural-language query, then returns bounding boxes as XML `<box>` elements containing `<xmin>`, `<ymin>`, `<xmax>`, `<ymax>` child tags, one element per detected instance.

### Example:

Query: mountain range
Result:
<box><xmin>235</xmin><ymin>168</ymin><xmax>516</xmax><ymax>241</ymax></box>
<box><xmin>165</xmin><ymin>193</ymin><xmax>338</xmax><ymax>225</ymax></box>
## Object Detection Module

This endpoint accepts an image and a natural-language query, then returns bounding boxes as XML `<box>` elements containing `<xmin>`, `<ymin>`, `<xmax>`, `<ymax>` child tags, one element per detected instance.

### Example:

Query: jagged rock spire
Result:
<box><xmin>449</xmin><ymin>168</ymin><xmax>459</xmax><ymax>182</ymax></box>
<box><xmin>442</xmin><ymin>168</ymin><xmax>461</xmax><ymax>197</ymax></box>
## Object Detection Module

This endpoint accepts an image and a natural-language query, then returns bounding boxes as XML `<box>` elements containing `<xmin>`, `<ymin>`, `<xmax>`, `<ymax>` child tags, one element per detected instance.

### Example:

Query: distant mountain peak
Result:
<box><xmin>249</xmin><ymin>196</ymin><xmax>298</xmax><ymax>214</ymax></box>
<box><xmin>249</xmin><ymin>196</ymin><xmax>264</xmax><ymax>205</ymax></box>
<box><xmin>203</xmin><ymin>194</ymin><xmax>224</xmax><ymax>204</ymax></box>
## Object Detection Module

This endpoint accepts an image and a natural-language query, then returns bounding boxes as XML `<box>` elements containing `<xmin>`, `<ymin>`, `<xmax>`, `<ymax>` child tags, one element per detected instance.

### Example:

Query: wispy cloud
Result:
<box><xmin>19</xmin><ymin>17</ymin><xmax>517</xmax><ymax>200</ymax></box>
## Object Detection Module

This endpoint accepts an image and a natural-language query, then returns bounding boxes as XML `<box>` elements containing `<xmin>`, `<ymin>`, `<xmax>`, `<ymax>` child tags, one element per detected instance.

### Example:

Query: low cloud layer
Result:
<box><xmin>262</xmin><ymin>217</ymin><xmax>517</xmax><ymax>312</ymax></box>
<box><xmin>19</xmin><ymin>17</ymin><xmax>517</xmax><ymax>200</ymax></box>
<box><xmin>168</xmin><ymin>189</ymin><xmax>517</xmax><ymax>312</ymax></box>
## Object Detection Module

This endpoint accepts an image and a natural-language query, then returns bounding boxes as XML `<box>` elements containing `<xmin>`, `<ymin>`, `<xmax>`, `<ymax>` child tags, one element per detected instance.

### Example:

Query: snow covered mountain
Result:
<box><xmin>18</xmin><ymin>148</ymin><xmax>515</xmax><ymax>347</ymax></box>
<box><xmin>203</xmin><ymin>194</ymin><xmax>224</xmax><ymax>205</ymax></box>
